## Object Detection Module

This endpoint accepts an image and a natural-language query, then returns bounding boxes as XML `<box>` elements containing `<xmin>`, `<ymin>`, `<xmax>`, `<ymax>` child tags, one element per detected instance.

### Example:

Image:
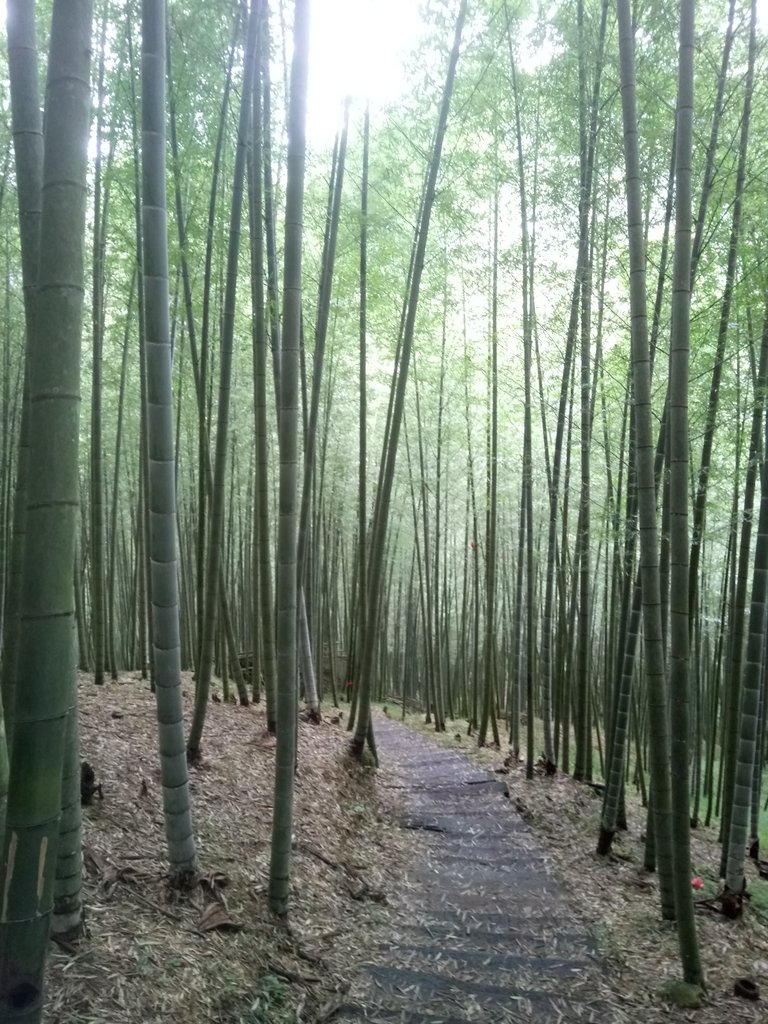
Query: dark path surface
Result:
<box><xmin>335</xmin><ymin>718</ymin><xmax>620</xmax><ymax>1024</ymax></box>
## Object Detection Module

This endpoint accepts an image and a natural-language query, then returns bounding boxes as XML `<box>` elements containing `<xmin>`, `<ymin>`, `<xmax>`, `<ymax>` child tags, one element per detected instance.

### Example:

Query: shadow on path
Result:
<box><xmin>334</xmin><ymin>718</ymin><xmax>619</xmax><ymax>1023</ymax></box>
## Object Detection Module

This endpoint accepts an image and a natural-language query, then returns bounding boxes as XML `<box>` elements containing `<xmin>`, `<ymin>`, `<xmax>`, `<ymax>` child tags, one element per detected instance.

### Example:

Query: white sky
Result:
<box><xmin>305</xmin><ymin>0</ymin><xmax>768</xmax><ymax>146</ymax></box>
<box><xmin>306</xmin><ymin>0</ymin><xmax>423</xmax><ymax>146</ymax></box>
<box><xmin>0</xmin><ymin>0</ymin><xmax>766</xmax><ymax>145</ymax></box>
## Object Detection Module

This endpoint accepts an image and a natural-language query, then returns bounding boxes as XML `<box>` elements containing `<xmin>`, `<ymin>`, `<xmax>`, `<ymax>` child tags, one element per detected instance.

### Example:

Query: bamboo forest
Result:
<box><xmin>1</xmin><ymin>0</ymin><xmax>768</xmax><ymax>1020</ymax></box>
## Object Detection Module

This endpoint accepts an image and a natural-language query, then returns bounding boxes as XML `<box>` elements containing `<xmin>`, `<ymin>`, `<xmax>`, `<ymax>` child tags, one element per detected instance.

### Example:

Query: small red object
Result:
<box><xmin>691</xmin><ymin>876</ymin><xmax>704</xmax><ymax>890</ymax></box>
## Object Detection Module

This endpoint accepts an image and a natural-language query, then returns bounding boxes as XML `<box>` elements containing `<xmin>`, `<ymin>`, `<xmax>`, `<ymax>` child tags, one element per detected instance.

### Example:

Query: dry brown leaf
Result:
<box><xmin>198</xmin><ymin>902</ymin><xmax>242</xmax><ymax>933</ymax></box>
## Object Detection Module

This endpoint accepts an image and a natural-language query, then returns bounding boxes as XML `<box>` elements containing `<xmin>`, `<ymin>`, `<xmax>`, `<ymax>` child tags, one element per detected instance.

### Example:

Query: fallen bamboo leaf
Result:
<box><xmin>199</xmin><ymin>902</ymin><xmax>242</xmax><ymax>932</ymax></box>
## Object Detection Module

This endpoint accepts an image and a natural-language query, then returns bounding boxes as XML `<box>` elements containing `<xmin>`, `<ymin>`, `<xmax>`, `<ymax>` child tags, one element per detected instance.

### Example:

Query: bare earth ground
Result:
<box><xmin>46</xmin><ymin>681</ymin><xmax>768</xmax><ymax>1022</ymax></box>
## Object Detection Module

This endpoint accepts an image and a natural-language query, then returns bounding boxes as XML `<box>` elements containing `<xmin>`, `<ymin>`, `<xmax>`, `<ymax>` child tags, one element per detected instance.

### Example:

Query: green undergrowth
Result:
<box><xmin>212</xmin><ymin>973</ymin><xmax>292</xmax><ymax>1024</ymax></box>
<box><xmin>693</xmin><ymin>755</ymin><xmax>768</xmax><ymax>852</ymax></box>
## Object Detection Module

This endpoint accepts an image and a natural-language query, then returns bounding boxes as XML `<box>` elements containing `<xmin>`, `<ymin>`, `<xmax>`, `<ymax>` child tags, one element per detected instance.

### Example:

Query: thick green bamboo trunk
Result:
<box><xmin>89</xmin><ymin>17</ymin><xmax>108</xmax><ymax>687</ymax></box>
<box><xmin>723</xmin><ymin>14</ymin><xmax>765</xmax><ymax>888</ymax></box>
<box><xmin>52</xmin><ymin>705</ymin><xmax>83</xmax><ymax>938</ymax></box>
<box><xmin>725</xmin><ymin>296</ymin><xmax>768</xmax><ymax>901</ymax></box>
<box><xmin>0</xmin><ymin>4</ymin><xmax>93</xmax><ymax>1018</ymax></box>
<box><xmin>140</xmin><ymin>0</ymin><xmax>197</xmax><ymax>880</ymax></box>
<box><xmin>0</xmin><ymin>0</ymin><xmax>44</xmax><ymax>840</ymax></box>
<box><xmin>667</xmin><ymin>0</ymin><xmax>701</xmax><ymax>983</ymax></box>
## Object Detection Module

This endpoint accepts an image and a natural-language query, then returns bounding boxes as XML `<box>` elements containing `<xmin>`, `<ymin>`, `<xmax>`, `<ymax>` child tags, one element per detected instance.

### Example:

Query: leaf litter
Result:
<box><xmin>44</xmin><ymin>674</ymin><xmax>412</xmax><ymax>1024</ymax></box>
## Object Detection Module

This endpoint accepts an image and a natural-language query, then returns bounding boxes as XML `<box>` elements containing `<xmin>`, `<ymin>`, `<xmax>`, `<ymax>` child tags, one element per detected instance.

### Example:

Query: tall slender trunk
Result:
<box><xmin>712</xmin><ymin>5</ymin><xmax>758</xmax><ymax>875</ymax></box>
<box><xmin>572</xmin><ymin>0</ymin><xmax>594</xmax><ymax>782</ymax></box>
<box><xmin>356</xmin><ymin>107</ymin><xmax>370</xmax><ymax>718</ymax></box>
<box><xmin>187</xmin><ymin>1</ymin><xmax>260</xmax><ymax>760</ymax></box>
<box><xmin>479</xmin><ymin>185</ymin><xmax>500</xmax><ymax>750</ymax></box>
<box><xmin>667</xmin><ymin>0</ymin><xmax>701</xmax><ymax>982</ymax></box>
<box><xmin>140</xmin><ymin>0</ymin><xmax>197</xmax><ymax>879</ymax></box>
<box><xmin>193</xmin><ymin>10</ymin><xmax>241</xmax><ymax>671</ymax></box>
<box><xmin>725</xmin><ymin>292</ymin><xmax>768</xmax><ymax>899</ymax></box>
<box><xmin>269</xmin><ymin>0</ymin><xmax>309</xmax><ymax>917</ymax></box>
<box><xmin>352</xmin><ymin>0</ymin><xmax>468</xmax><ymax>760</ymax></box>
<box><xmin>616</xmin><ymin>0</ymin><xmax>675</xmax><ymax>920</ymax></box>
<box><xmin>128</xmin><ymin>21</ymin><xmax>154</xmax><ymax>685</ymax></box>
<box><xmin>296</xmin><ymin>102</ymin><xmax>350</xmax><ymax>721</ymax></box>
<box><xmin>248</xmin><ymin>24</ymin><xmax>277</xmax><ymax>730</ymax></box>
<box><xmin>107</xmin><ymin>271</ymin><xmax>136</xmax><ymax>679</ymax></box>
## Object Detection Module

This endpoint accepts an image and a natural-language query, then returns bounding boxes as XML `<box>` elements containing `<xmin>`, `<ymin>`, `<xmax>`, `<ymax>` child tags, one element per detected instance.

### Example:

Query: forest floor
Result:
<box><xmin>47</xmin><ymin>681</ymin><xmax>768</xmax><ymax>1023</ymax></box>
<box><xmin>47</xmin><ymin>675</ymin><xmax>412</xmax><ymax>1024</ymax></box>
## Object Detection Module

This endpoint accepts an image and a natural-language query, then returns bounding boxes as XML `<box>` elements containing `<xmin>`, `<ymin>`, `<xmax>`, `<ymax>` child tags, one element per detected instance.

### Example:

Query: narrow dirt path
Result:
<box><xmin>334</xmin><ymin>718</ymin><xmax>621</xmax><ymax>1023</ymax></box>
